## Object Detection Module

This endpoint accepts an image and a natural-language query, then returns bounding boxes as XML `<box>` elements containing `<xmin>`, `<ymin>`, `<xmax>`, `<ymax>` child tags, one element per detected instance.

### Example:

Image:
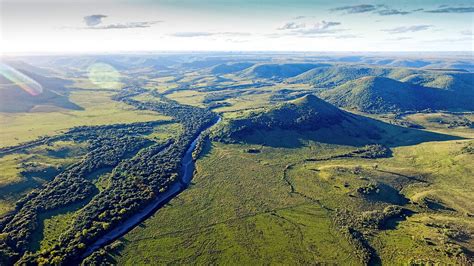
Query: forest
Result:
<box><xmin>0</xmin><ymin>86</ymin><xmax>217</xmax><ymax>264</ymax></box>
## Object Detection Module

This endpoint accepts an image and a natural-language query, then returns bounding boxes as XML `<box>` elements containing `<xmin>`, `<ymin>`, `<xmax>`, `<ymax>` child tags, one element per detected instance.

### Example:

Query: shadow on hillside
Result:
<box><xmin>232</xmin><ymin>115</ymin><xmax>463</xmax><ymax>149</ymax></box>
<box><xmin>0</xmin><ymin>69</ymin><xmax>84</xmax><ymax>113</ymax></box>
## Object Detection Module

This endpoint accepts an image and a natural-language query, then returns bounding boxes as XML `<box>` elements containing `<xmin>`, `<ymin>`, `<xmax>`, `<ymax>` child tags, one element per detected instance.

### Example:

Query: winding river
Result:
<box><xmin>82</xmin><ymin>117</ymin><xmax>221</xmax><ymax>258</ymax></box>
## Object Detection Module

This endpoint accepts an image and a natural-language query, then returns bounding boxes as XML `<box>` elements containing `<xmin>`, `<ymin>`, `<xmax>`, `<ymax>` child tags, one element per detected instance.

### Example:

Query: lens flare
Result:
<box><xmin>0</xmin><ymin>63</ymin><xmax>43</xmax><ymax>96</ymax></box>
<box><xmin>87</xmin><ymin>63</ymin><xmax>122</xmax><ymax>89</ymax></box>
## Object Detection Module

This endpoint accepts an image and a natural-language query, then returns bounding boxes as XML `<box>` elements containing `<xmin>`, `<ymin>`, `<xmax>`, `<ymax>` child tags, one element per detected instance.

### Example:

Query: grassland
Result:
<box><xmin>0</xmin><ymin>90</ymin><xmax>169</xmax><ymax>148</ymax></box>
<box><xmin>105</xmin><ymin>141</ymin><xmax>360</xmax><ymax>264</ymax></box>
<box><xmin>0</xmin><ymin>141</ymin><xmax>86</xmax><ymax>217</ymax></box>
<box><xmin>288</xmin><ymin>139</ymin><xmax>473</xmax><ymax>263</ymax></box>
<box><xmin>102</xmin><ymin>124</ymin><xmax>473</xmax><ymax>264</ymax></box>
<box><xmin>2</xmin><ymin>56</ymin><xmax>473</xmax><ymax>264</ymax></box>
<box><xmin>403</xmin><ymin>112</ymin><xmax>474</xmax><ymax>138</ymax></box>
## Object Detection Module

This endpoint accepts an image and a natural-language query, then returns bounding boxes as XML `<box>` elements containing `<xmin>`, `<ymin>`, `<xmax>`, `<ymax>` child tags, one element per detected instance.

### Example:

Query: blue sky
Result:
<box><xmin>0</xmin><ymin>0</ymin><xmax>472</xmax><ymax>53</ymax></box>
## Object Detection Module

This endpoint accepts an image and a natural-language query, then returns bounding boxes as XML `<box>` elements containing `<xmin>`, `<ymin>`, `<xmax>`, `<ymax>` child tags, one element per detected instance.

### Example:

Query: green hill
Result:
<box><xmin>287</xmin><ymin>65</ymin><xmax>473</xmax><ymax>112</ymax></box>
<box><xmin>241</xmin><ymin>63</ymin><xmax>327</xmax><ymax>79</ymax></box>
<box><xmin>213</xmin><ymin>94</ymin><xmax>458</xmax><ymax>147</ymax></box>
<box><xmin>288</xmin><ymin>65</ymin><xmax>472</xmax><ymax>91</ymax></box>
<box><xmin>319</xmin><ymin>76</ymin><xmax>437</xmax><ymax>113</ymax></box>
<box><xmin>0</xmin><ymin>65</ymin><xmax>81</xmax><ymax>112</ymax></box>
<box><xmin>211</xmin><ymin>62</ymin><xmax>254</xmax><ymax>74</ymax></box>
<box><xmin>287</xmin><ymin>65</ymin><xmax>418</xmax><ymax>88</ymax></box>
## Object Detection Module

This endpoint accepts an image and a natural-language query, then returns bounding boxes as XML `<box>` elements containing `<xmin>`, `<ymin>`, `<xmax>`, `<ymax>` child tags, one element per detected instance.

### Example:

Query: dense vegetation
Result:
<box><xmin>0</xmin><ymin>85</ymin><xmax>217</xmax><ymax>264</ymax></box>
<box><xmin>320</xmin><ymin>76</ymin><xmax>474</xmax><ymax>113</ymax></box>
<box><xmin>211</xmin><ymin>62</ymin><xmax>254</xmax><ymax>75</ymax></box>
<box><xmin>1</xmin><ymin>53</ymin><xmax>472</xmax><ymax>265</ymax></box>
<box><xmin>242</xmin><ymin>63</ymin><xmax>328</xmax><ymax>79</ymax></box>
<box><xmin>213</xmin><ymin>94</ymin><xmax>458</xmax><ymax>148</ymax></box>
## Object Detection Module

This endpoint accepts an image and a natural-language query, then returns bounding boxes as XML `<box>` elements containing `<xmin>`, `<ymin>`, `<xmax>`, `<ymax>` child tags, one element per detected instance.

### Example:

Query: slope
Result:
<box><xmin>213</xmin><ymin>94</ymin><xmax>458</xmax><ymax>147</ymax></box>
<box><xmin>241</xmin><ymin>63</ymin><xmax>328</xmax><ymax>79</ymax></box>
<box><xmin>319</xmin><ymin>76</ymin><xmax>437</xmax><ymax>113</ymax></box>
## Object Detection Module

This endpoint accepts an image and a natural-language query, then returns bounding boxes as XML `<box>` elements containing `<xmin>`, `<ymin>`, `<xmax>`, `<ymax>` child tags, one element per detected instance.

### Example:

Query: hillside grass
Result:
<box><xmin>0</xmin><ymin>141</ymin><xmax>86</xmax><ymax>217</ymax></box>
<box><xmin>14</xmin><ymin>120</ymin><xmax>184</xmax><ymax>256</ymax></box>
<box><xmin>288</xmin><ymin>139</ymin><xmax>474</xmax><ymax>263</ymax></box>
<box><xmin>403</xmin><ymin>112</ymin><xmax>474</xmax><ymax>138</ymax></box>
<box><xmin>107</xmin><ymin>141</ymin><xmax>361</xmax><ymax>264</ymax></box>
<box><xmin>107</xmin><ymin>128</ymin><xmax>473</xmax><ymax>264</ymax></box>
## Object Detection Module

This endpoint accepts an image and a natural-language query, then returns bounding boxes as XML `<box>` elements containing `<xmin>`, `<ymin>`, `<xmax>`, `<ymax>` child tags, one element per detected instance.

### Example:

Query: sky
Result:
<box><xmin>0</xmin><ymin>0</ymin><xmax>473</xmax><ymax>54</ymax></box>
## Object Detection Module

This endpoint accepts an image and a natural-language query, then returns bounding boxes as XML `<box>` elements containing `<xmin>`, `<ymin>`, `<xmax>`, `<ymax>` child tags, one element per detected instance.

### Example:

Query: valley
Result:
<box><xmin>0</xmin><ymin>52</ymin><xmax>473</xmax><ymax>265</ymax></box>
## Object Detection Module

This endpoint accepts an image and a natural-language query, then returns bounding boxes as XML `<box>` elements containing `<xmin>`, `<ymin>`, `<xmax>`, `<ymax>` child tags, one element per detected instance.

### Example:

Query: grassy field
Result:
<box><xmin>0</xmin><ymin>141</ymin><xmax>86</xmax><ymax>217</ymax></box>
<box><xmin>289</xmin><ymin>138</ymin><xmax>474</xmax><ymax>263</ymax></box>
<box><xmin>102</xmin><ymin>121</ymin><xmax>473</xmax><ymax>264</ymax></box>
<box><xmin>30</xmin><ymin>200</ymin><xmax>89</xmax><ymax>252</ymax></box>
<box><xmin>2</xmin><ymin>61</ymin><xmax>473</xmax><ymax>264</ymax></box>
<box><xmin>0</xmin><ymin>90</ymin><xmax>168</xmax><ymax>148</ymax></box>
<box><xmin>0</xmin><ymin>87</ymin><xmax>169</xmax><ymax>216</ymax></box>
<box><xmin>106</xmin><ymin>141</ymin><xmax>360</xmax><ymax>264</ymax></box>
<box><xmin>403</xmin><ymin>112</ymin><xmax>474</xmax><ymax>138</ymax></box>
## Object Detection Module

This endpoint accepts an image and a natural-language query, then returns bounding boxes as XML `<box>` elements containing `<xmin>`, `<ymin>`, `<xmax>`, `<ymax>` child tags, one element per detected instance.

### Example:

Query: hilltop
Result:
<box><xmin>319</xmin><ymin>76</ymin><xmax>436</xmax><ymax>113</ymax></box>
<box><xmin>0</xmin><ymin>63</ymin><xmax>81</xmax><ymax>112</ymax></box>
<box><xmin>213</xmin><ymin>94</ymin><xmax>457</xmax><ymax>147</ymax></box>
<box><xmin>241</xmin><ymin>63</ymin><xmax>327</xmax><ymax>79</ymax></box>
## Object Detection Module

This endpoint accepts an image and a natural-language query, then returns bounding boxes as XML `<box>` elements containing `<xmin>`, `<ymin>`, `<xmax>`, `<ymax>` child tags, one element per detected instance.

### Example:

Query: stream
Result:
<box><xmin>82</xmin><ymin>117</ymin><xmax>221</xmax><ymax>259</ymax></box>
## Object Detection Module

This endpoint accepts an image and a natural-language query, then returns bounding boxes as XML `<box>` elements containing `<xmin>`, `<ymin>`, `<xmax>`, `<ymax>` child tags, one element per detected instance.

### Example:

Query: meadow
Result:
<box><xmin>1</xmin><ymin>54</ymin><xmax>472</xmax><ymax>264</ymax></box>
<box><xmin>105</xmin><ymin>131</ymin><xmax>473</xmax><ymax>264</ymax></box>
<box><xmin>0</xmin><ymin>90</ymin><xmax>167</xmax><ymax>148</ymax></box>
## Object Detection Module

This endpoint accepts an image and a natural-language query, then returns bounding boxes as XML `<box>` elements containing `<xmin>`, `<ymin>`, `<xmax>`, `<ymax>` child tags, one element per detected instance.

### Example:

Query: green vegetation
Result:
<box><xmin>242</xmin><ymin>63</ymin><xmax>326</xmax><ymax>79</ymax></box>
<box><xmin>1</xmin><ymin>54</ymin><xmax>472</xmax><ymax>265</ymax></box>
<box><xmin>0</xmin><ymin>90</ymin><xmax>166</xmax><ymax>148</ymax></box>
<box><xmin>320</xmin><ymin>76</ymin><xmax>435</xmax><ymax>113</ymax></box>
<box><xmin>0</xmin><ymin>87</ymin><xmax>216</xmax><ymax>264</ymax></box>
<box><xmin>212</xmin><ymin>94</ymin><xmax>459</xmax><ymax>148</ymax></box>
<box><xmin>91</xmin><ymin>135</ymin><xmax>473</xmax><ymax>264</ymax></box>
<box><xmin>0</xmin><ymin>141</ymin><xmax>86</xmax><ymax>217</ymax></box>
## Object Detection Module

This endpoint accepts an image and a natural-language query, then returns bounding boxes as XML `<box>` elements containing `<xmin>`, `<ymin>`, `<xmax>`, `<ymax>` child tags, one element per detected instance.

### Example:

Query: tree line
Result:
<box><xmin>0</xmin><ymin>87</ymin><xmax>217</xmax><ymax>265</ymax></box>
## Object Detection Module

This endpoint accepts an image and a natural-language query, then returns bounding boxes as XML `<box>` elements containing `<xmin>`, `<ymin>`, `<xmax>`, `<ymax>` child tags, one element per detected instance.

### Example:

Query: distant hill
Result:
<box><xmin>232</xmin><ymin>94</ymin><xmax>347</xmax><ymax>130</ymax></box>
<box><xmin>324</xmin><ymin>55</ymin><xmax>474</xmax><ymax>72</ymax></box>
<box><xmin>399</xmin><ymin>72</ymin><xmax>473</xmax><ymax>92</ymax></box>
<box><xmin>288</xmin><ymin>65</ymin><xmax>418</xmax><ymax>88</ymax></box>
<box><xmin>211</xmin><ymin>62</ymin><xmax>254</xmax><ymax>74</ymax></box>
<box><xmin>213</xmin><ymin>95</ymin><xmax>458</xmax><ymax>147</ymax></box>
<box><xmin>288</xmin><ymin>65</ymin><xmax>473</xmax><ymax>88</ymax></box>
<box><xmin>241</xmin><ymin>63</ymin><xmax>328</xmax><ymax>79</ymax></box>
<box><xmin>319</xmin><ymin>76</ymin><xmax>437</xmax><ymax>113</ymax></box>
<box><xmin>0</xmin><ymin>63</ymin><xmax>81</xmax><ymax>112</ymax></box>
<box><xmin>288</xmin><ymin>65</ymin><xmax>473</xmax><ymax>113</ymax></box>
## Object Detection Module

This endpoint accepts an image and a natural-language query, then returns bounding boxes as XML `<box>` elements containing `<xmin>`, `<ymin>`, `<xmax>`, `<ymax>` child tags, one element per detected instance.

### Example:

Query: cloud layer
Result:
<box><xmin>329</xmin><ymin>4</ymin><xmax>474</xmax><ymax>16</ymax></box>
<box><xmin>425</xmin><ymin>6</ymin><xmax>474</xmax><ymax>13</ymax></box>
<box><xmin>83</xmin><ymin>14</ymin><xmax>161</xmax><ymax>29</ymax></box>
<box><xmin>84</xmin><ymin>15</ymin><xmax>107</xmax><ymax>27</ymax></box>
<box><xmin>330</xmin><ymin>4</ymin><xmax>378</xmax><ymax>14</ymax></box>
<box><xmin>382</xmin><ymin>25</ymin><xmax>433</xmax><ymax>34</ymax></box>
<box><xmin>169</xmin><ymin>32</ymin><xmax>251</xmax><ymax>38</ymax></box>
<box><xmin>330</xmin><ymin>4</ymin><xmax>411</xmax><ymax>16</ymax></box>
<box><xmin>277</xmin><ymin>20</ymin><xmax>343</xmax><ymax>35</ymax></box>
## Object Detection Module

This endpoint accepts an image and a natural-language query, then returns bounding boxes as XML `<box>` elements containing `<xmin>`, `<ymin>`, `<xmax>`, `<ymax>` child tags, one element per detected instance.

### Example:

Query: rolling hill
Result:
<box><xmin>213</xmin><ymin>94</ymin><xmax>458</xmax><ymax>147</ymax></box>
<box><xmin>288</xmin><ymin>65</ymin><xmax>473</xmax><ymax>90</ymax></box>
<box><xmin>287</xmin><ymin>65</ymin><xmax>417</xmax><ymax>88</ymax></box>
<box><xmin>211</xmin><ymin>62</ymin><xmax>254</xmax><ymax>74</ymax></box>
<box><xmin>319</xmin><ymin>76</ymin><xmax>437</xmax><ymax>113</ymax></box>
<box><xmin>241</xmin><ymin>63</ymin><xmax>328</xmax><ymax>79</ymax></box>
<box><xmin>318</xmin><ymin>75</ymin><xmax>474</xmax><ymax>113</ymax></box>
<box><xmin>0</xmin><ymin>64</ymin><xmax>81</xmax><ymax>112</ymax></box>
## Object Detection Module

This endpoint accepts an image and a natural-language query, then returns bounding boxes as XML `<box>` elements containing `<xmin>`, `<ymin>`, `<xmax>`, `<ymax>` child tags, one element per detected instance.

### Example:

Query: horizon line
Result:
<box><xmin>2</xmin><ymin>50</ymin><xmax>473</xmax><ymax>57</ymax></box>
